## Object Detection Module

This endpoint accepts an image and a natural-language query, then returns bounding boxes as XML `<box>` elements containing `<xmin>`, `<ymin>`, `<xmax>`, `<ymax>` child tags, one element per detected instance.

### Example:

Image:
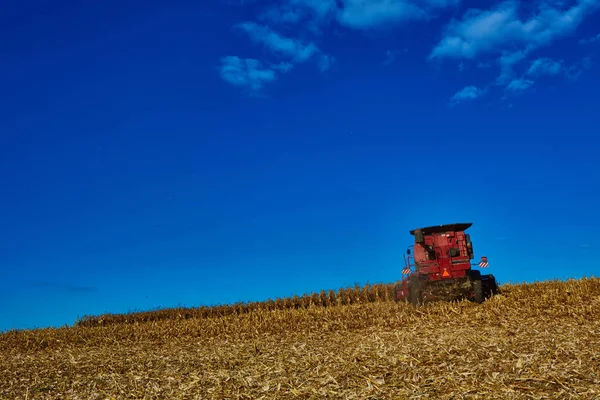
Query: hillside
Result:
<box><xmin>1</xmin><ymin>278</ymin><xmax>599</xmax><ymax>399</ymax></box>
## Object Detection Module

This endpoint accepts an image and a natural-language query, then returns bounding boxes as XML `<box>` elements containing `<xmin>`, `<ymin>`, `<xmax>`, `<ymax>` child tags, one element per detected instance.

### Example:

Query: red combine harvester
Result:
<box><xmin>395</xmin><ymin>222</ymin><xmax>498</xmax><ymax>305</ymax></box>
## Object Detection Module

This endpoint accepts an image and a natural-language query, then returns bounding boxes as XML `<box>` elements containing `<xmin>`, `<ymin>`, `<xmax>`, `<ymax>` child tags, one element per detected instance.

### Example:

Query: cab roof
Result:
<box><xmin>410</xmin><ymin>222</ymin><xmax>473</xmax><ymax>235</ymax></box>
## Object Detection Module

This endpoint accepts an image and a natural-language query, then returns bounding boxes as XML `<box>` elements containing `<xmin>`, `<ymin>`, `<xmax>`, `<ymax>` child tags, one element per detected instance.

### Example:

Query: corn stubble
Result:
<box><xmin>1</xmin><ymin>278</ymin><xmax>599</xmax><ymax>399</ymax></box>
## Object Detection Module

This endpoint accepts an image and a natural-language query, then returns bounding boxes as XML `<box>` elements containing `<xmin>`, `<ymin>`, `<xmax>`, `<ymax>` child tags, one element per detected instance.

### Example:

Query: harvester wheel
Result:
<box><xmin>408</xmin><ymin>276</ymin><xmax>422</xmax><ymax>306</ymax></box>
<box><xmin>469</xmin><ymin>269</ymin><xmax>482</xmax><ymax>281</ymax></box>
<box><xmin>490</xmin><ymin>275</ymin><xmax>499</xmax><ymax>295</ymax></box>
<box><xmin>467</xmin><ymin>270</ymin><xmax>484</xmax><ymax>303</ymax></box>
<box><xmin>472</xmin><ymin>278</ymin><xmax>484</xmax><ymax>303</ymax></box>
<box><xmin>484</xmin><ymin>274</ymin><xmax>499</xmax><ymax>297</ymax></box>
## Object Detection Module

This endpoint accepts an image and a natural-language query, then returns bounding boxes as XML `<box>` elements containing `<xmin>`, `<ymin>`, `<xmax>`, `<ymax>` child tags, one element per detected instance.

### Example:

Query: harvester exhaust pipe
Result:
<box><xmin>414</xmin><ymin>229</ymin><xmax>424</xmax><ymax>243</ymax></box>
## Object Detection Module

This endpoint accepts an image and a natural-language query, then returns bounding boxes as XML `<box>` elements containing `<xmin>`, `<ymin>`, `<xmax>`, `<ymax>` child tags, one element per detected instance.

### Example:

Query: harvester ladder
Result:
<box><xmin>402</xmin><ymin>253</ymin><xmax>414</xmax><ymax>275</ymax></box>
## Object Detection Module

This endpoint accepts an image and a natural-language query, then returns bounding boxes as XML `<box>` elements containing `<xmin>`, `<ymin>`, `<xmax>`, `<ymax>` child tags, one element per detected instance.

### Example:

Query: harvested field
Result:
<box><xmin>1</xmin><ymin>277</ymin><xmax>600</xmax><ymax>399</ymax></box>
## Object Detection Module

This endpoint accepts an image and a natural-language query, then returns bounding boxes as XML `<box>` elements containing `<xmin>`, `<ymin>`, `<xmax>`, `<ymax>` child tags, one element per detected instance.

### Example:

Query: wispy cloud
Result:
<box><xmin>490</xmin><ymin>55</ymin><xmax>589</xmax><ymax>100</ymax></box>
<box><xmin>565</xmin><ymin>56</ymin><xmax>593</xmax><ymax>80</ymax></box>
<box><xmin>317</xmin><ymin>54</ymin><xmax>336</xmax><ymax>71</ymax></box>
<box><xmin>272</xmin><ymin>62</ymin><xmax>295</xmax><ymax>73</ymax></box>
<box><xmin>336</xmin><ymin>0</ymin><xmax>427</xmax><ymax>29</ymax></box>
<box><xmin>257</xmin><ymin>0</ymin><xmax>338</xmax><ymax>34</ymax></box>
<box><xmin>382</xmin><ymin>49</ymin><xmax>406</xmax><ymax>65</ymax></box>
<box><xmin>526</xmin><ymin>57</ymin><xmax>563</xmax><ymax>76</ymax></box>
<box><xmin>430</xmin><ymin>0</ymin><xmax>600</xmax><ymax>61</ymax></box>
<box><xmin>435</xmin><ymin>0</ymin><xmax>599</xmax><ymax>102</ymax></box>
<box><xmin>219</xmin><ymin>56</ymin><xmax>278</xmax><ymax>93</ymax></box>
<box><xmin>221</xmin><ymin>18</ymin><xmax>336</xmax><ymax>92</ymax></box>
<box><xmin>221</xmin><ymin>0</ymin><xmax>460</xmax><ymax>92</ymax></box>
<box><xmin>236</xmin><ymin>22</ymin><xmax>319</xmax><ymax>62</ymax></box>
<box><xmin>223</xmin><ymin>0</ymin><xmax>598</xmax><ymax>98</ymax></box>
<box><xmin>235</xmin><ymin>21</ymin><xmax>335</xmax><ymax>71</ymax></box>
<box><xmin>449</xmin><ymin>85</ymin><xmax>485</xmax><ymax>105</ymax></box>
<box><xmin>579</xmin><ymin>32</ymin><xmax>600</xmax><ymax>44</ymax></box>
<box><xmin>288</xmin><ymin>0</ymin><xmax>339</xmax><ymax>23</ymax></box>
<box><xmin>224</xmin><ymin>0</ymin><xmax>259</xmax><ymax>5</ymax></box>
<box><xmin>258</xmin><ymin>0</ymin><xmax>460</xmax><ymax>31</ymax></box>
<box><xmin>338</xmin><ymin>0</ymin><xmax>461</xmax><ymax>29</ymax></box>
<box><xmin>497</xmin><ymin>50</ymin><xmax>528</xmax><ymax>84</ymax></box>
<box><xmin>505</xmin><ymin>78</ymin><xmax>535</xmax><ymax>93</ymax></box>
<box><xmin>259</xmin><ymin>6</ymin><xmax>304</xmax><ymax>26</ymax></box>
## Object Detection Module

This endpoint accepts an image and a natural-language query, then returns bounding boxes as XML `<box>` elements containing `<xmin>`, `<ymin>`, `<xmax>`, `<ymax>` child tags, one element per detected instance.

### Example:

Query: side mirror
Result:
<box><xmin>407</xmin><ymin>249</ymin><xmax>411</xmax><ymax>255</ymax></box>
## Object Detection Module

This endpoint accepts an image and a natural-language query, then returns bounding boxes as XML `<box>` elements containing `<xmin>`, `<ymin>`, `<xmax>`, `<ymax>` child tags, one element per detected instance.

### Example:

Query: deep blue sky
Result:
<box><xmin>1</xmin><ymin>0</ymin><xmax>599</xmax><ymax>332</ymax></box>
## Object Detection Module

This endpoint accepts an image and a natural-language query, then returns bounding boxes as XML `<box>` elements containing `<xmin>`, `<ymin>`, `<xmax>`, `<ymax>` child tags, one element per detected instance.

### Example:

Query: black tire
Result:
<box><xmin>481</xmin><ymin>274</ymin><xmax>499</xmax><ymax>297</ymax></box>
<box><xmin>472</xmin><ymin>278</ymin><xmax>484</xmax><ymax>303</ymax></box>
<box><xmin>469</xmin><ymin>269</ymin><xmax>482</xmax><ymax>281</ymax></box>
<box><xmin>468</xmin><ymin>269</ymin><xmax>484</xmax><ymax>303</ymax></box>
<box><xmin>408</xmin><ymin>276</ymin><xmax>422</xmax><ymax>306</ymax></box>
<box><xmin>488</xmin><ymin>275</ymin><xmax>499</xmax><ymax>295</ymax></box>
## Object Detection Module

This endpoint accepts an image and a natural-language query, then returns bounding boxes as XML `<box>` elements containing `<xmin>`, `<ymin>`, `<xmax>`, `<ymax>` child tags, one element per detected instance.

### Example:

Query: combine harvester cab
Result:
<box><xmin>395</xmin><ymin>222</ymin><xmax>499</xmax><ymax>305</ymax></box>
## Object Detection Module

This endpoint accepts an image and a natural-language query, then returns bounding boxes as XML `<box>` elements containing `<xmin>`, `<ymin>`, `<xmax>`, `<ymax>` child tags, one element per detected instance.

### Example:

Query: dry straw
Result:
<box><xmin>1</xmin><ymin>278</ymin><xmax>599</xmax><ymax>399</ymax></box>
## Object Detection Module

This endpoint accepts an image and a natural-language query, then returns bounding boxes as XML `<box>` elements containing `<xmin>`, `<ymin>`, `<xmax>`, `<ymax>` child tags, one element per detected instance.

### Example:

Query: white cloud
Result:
<box><xmin>430</xmin><ymin>1</ymin><xmax>523</xmax><ymax>60</ymax></box>
<box><xmin>579</xmin><ymin>32</ymin><xmax>600</xmax><ymax>43</ymax></box>
<box><xmin>219</xmin><ymin>56</ymin><xmax>278</xmax><ymax>92</ymax></box>
<box><xmin>337</xmin><ymin>0</ymin><xmax>462</xmax><ymax>29</ymax></box>
<box><xmin>382</xmin><ymin>49</ymin><xmax>404</xmax><ymax>65</ymax></box>
<box><xmin>236</xmin><ymin>22</ymin><xmax>320</xmax><ymax>63</ymax></box>
<box><xmin>258</xmin><ymin>0</ymin><xmax>461</xmax><ymax>31</ymax></box>
<box><xmin>258</xmin><ymin>0</ymin><xmax>338</xmax><ymax>32</ymax></box>
<box><xmin>382</xmin><ymin>48</ymin><xmax>409</xmax><ymax>65</ymax></box>
<box><xmin>505</xmin><ymin>78</ymin><xmax>535</xmax><ymax>92</ymax></box>
<box><xmin>497</xmin><ymin>49</ymin><xmax>528</xmax><ymax>84</ymax></box>
<box><xmin>424</xmin><ymin>0</ymin><xmax>461</xmax><ymax>6</ymax></box>
<box><xmin>259</xmin><ymin>7</ymin><xmax>304</xmax><ymax>25</ymax></box>
<box><xmin>383</xmin><ymin>50</ymin><xmax>396</xmax><ymax>65</ymax></box>
<box><xmin>317</xmin><ymin>54</ymin><xmax>335</xmax><ymax>71</ymax></box>
<box><xmin>236</xmin><ymin>21</ymin><xmax>335</xmax><ymax>73</ymax></box>
<box><xmin>294</xmin><ymin>0</ymin><xmax>339</xmax><ymax>20</ymax></box>
<box><xmin>494</xmin><ymin>55</ymin><xmax>589</xmax><ymax>97</ymax></box>
<box><xmin>336</xmin><ymin>0</ymin><xmax>427</xmax><ymax>29</ymax></box>
<box><xmin>449</xmin><ymin>85</ymin><xmax>485</xmax><ymax>105</ymax></box>
<box><xmin>271</xmin><ymin>62</ymin><xmax>295</xmax><ymax>73</ymax></box>
<box><xmin>527</xmin><ymin>57</ymin><xmax>563</xmax><ymax>76</ymax></box>
<box><xmin>429</xmin><ymin>0</ymin><xmax>599</xmax><ymax>96</ymax></box>
<box><xmin>565</xmin><ymin>56</ymin><xmax>593</xmax><ymax>79</ymax></box>
<box><xmin>430</xmin><ymin>0</ymin><xmax>600</xmax><ymax>61</ymax></box>
<box><xmin>223</xmin><ymin>0</ymin><xmax>461</xmax><ymax>93</ymax></box>
<box><xmin>223</xmin><ymin>0</ymin><xmax>598</xmax><ymax>98</ymax></box>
